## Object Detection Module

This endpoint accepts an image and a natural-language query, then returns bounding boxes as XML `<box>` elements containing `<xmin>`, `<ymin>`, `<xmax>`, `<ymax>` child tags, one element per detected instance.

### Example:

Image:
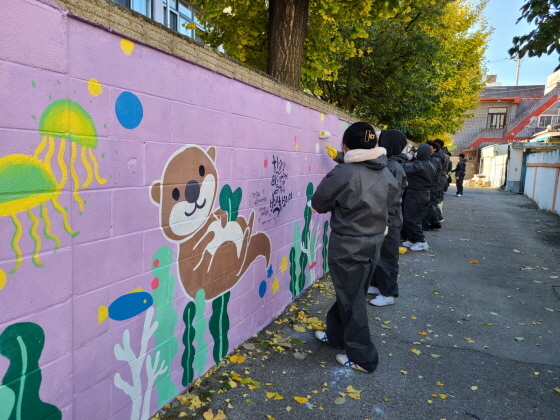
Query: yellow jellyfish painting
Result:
<box><xmin>0</xmin><ymin>154</ymin><xmax>79</xmax><ymax>274</ymax></box>
<box><xmin>35</xmin><ymin>99</ymin><xmax>106</xmax><ymax>214</ymax></box>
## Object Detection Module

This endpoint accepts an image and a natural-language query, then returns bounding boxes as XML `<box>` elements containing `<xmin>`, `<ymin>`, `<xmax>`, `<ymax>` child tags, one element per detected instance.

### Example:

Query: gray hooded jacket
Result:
<box><xmin>312</xmin><ymin>147</ymin><xmax>399</xmax><ymax>236</ymax></box>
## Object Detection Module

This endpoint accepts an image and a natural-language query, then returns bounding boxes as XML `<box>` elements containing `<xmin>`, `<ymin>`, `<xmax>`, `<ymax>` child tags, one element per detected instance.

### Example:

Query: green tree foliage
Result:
<box><xmin>318</xmin><ymin>0</ymin><xmax>490</xmax><ymax>142</ymax></box>
<box><xmin>189</xmin><ymin>0</ymin><xmax>432</xmax><ymax>90</ymax></box>
<box><xmin>509</xmin><ymin>0</ymin><xmax>560</xmax><ymax>69</ymax></box>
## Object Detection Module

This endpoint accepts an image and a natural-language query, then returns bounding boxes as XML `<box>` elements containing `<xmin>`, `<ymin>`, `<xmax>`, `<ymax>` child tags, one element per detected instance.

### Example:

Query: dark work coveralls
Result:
<box><xmin>371</xmin><ymin>130</ymin><xmax>408</xmax><ymax>298</ymax></box>
<box><xmin>401</xmin><ymin>143</ymin><xmax>436</xmax><ymax>243</ymax></box>
<box><xmin>423</xmin><ymin>152</ymin><xmax>442</xmax><ymax>228</ymax></box>
<box><xmin>452</xmin><ymin>157</ymin><xmax>467</xmax><ymax>195</ymax></box>
<box><xmin>312</xmin><ymin>147</ymin><xmax>399</xmax><ymax>372</ymax></box>
<box><xmin>437</xmin><ymin>149</ymin><xmax>452</xmax><ymax>218</ymax></box>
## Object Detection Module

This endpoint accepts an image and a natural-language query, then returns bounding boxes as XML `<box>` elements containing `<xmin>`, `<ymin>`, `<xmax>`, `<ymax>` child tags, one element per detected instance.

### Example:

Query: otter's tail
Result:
<box><xmin>238</xmin><ymin>232</ymin><xmax>271</xmax><ymax>277</ymax></box>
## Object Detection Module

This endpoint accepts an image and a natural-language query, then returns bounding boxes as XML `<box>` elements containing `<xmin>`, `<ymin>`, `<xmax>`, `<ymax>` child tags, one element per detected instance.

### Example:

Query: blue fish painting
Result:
<box><xmin>98</xmin><ymin>290</ymin><xmax>153</xmax><ymax>323</ymax></box>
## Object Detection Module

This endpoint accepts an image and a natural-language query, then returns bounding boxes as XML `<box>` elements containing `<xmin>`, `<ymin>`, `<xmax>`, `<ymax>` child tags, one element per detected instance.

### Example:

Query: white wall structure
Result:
<box><xmin>480</xmin><ymin>144</ymin><xmax>509</xmax><ymax>188</ymax></box>
<box><xmin>524</xmin><ymin>148</ymin><xmax>560</xmax><ymax>214</ymax></box>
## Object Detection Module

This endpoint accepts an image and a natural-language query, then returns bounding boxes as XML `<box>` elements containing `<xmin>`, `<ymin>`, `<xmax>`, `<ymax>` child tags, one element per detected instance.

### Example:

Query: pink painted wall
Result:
<box><xmin>0</xmin><ymin>0</ymin><xmax>349</xmax><ymax>419</ymax></box>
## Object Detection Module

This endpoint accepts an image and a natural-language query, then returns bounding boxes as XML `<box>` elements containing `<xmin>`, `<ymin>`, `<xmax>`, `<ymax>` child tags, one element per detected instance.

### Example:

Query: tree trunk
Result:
<box><xmin>267</xmin><ymin>0</ymin><xmax>310</xmax><ymax>89</ymax></box>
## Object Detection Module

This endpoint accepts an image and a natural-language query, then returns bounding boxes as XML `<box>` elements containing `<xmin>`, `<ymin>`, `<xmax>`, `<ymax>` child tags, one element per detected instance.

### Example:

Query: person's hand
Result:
<box><xmin>325</xmin><ymin>145</ymin><xmax>338</xmax><ymax>159</ymax></box>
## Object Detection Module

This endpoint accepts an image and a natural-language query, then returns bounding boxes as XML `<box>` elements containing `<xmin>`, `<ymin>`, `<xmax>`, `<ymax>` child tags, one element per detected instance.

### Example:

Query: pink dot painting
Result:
<box><xmin>151</xmin><ymin>277</ymin><xmax>160</xmax><ymax>290</ymax></box>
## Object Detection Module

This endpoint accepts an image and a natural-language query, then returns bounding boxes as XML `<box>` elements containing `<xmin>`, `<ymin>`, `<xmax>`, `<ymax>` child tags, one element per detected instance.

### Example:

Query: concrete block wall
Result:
<box><xmin>0</xmin><ymin>0</ymin><xmax>351</xmax><ymax>418</ymax></box>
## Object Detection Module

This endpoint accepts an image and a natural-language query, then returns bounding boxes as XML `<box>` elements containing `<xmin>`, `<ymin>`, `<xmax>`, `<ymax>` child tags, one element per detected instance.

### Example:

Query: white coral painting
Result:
<box><xmin>114</xmin><ymin>307</ymin><xmax>168</xmax><ymax>420</ymax></box>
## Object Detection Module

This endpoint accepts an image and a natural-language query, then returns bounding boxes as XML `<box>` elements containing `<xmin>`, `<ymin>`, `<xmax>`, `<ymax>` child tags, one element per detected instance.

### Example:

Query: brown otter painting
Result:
<box><xmin>150</xmin><ymin>145</ymin><xmax>271</xmax><ymax>300</ymax></box>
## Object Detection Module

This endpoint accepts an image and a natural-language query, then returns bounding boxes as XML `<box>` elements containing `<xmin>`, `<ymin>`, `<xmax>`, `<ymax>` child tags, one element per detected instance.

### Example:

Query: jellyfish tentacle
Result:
<box><xmin>27</xmin><ymin>209</ymin><xmax>44</xmax><ymax>267</ymax></box>
<box><xmin>9</xmin><ymin>215</ymin><xmax>24</xmax><ymax>274</ymax></box>
<box><xmin>57</xmin><ymin>138</ymin><xmax>68</xmax><ymax>189</ymax></box>
<box><xmin>51</xmin><ymin>197</ymin><xmax>79</xmax><ymax>238</ymax></box>
<box><xmin>41</xmin><ymin>203</ymin><xmax>61</xmax><ymax>251</ymax></box>
<box><xmin>44</xmin><ymin>136</ymin><xmax>56</xmax><ymax>176</ymax></box>
<box><xmin>89</xmin><ymin>148</ymin><xmax>107</xmax><ymax>185</ymax></box>
<box><xmin>70</xmin><ymin>142</ymin><xmax>85</xmax><ymax>213</ymax></box>
<box><xmin>81</xmin><ymin>145</ymin><xmax>93</xmax><ymax>189</ymax></box>
<box><xmin>35</xmin><ymin>135</ymin><xmax>48</xmax><ymax>159</ymax></box>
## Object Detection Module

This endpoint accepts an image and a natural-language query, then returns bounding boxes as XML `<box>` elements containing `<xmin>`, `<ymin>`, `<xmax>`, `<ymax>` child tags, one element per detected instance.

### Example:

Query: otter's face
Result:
<box><xmin>150</xmin><ymin>145</ymin><xmax>218</xmax><ymax>242</ymax></box>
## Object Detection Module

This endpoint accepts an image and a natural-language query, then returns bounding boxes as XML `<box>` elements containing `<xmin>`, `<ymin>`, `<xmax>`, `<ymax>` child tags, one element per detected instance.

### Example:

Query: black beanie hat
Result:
<box><xmin>379</xmin><ymin>129</ymin><xmax>407</xmax><ymax>157</ymax></box>
<box><xmin>342</xmin><ymin>122</ymin><xmax>377</xmax><ymax>150</ymax></box>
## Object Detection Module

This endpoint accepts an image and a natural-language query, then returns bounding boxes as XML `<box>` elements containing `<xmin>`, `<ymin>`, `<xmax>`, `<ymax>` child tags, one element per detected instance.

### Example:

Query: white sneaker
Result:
<box><xmin>370</xmin><ymin>295</ymin><xmax>394</xmax><ymax>306</ymax></box>
<box><xmin>315</xmin><ymin>331</ymin><xmax>330</xmax><ymax>344</ymax></box>
<box><xmin>439</xmin><ymin>219</ymin><xmax>444</xmax><ymax>223</ymax></box>
<box><xmin>367</xmin><ymin>286</ymin><xmax>380</xmax><ymax>295</ymax></box>
<box><xmin>335</xmin><ymin>354</ymin><xmax>369</xmax><ymax>373</ymax></box>
<box><xmin>410</xmin><ymin>241</ymin><xmax>429</xmax><ymax>251</ymax></box>
<box><xmin>402</xmin><ymin>240</ymin><xmax>414</xmax><ymax>248</ymax></box>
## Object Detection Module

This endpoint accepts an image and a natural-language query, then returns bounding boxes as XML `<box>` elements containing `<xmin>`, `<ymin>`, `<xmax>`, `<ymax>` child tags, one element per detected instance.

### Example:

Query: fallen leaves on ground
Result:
<box><xmin>430</xmin><ymin>354</ymin><xmax>442</xmax><ymax>358</ymax></box>
<box><xmin>202</xmin><ymin>409</ymin><xmax>226</xmax><ymax>420</ymax></box>
<box><xmin>515</xmin><ymin>337</ymin><xmax>525</xmax><ymax>341</ymax></box>
<box><xmin>471</xmin><ymin>386</ymin><xmax>478</xmax><ymax>391</ymax></box>
<box><xmin>266</xmin><ymin>392</ymin><xmax>284</xmax><ymax>400</ymax></box>
<box><xmin>229</xmin><ymin>355</ymin><xmax>246</xmax><ymax>363</ymax></box>
<box><xmin>464</xmin><ymin>337</ymin><xmax>475</xmax><ymax>343</ymax></box>
<box><xmin>410</xmin><ymin>348</ymin><xmax>421</xmax><ymax>355</ymax></box>
<box><xmin>346</xmin><ymin>385</ymin><xmax>363</xmax><ymax>400</ymax></box>
<box><xmin>334</xmin><ymin>396</ymin><xmax>346</xmax><ymax>405</ymax></box>
<box><xmin>470</xmin><ymin>260</ymin><xmax>478</xmax><ymax>264</ymax></box>
<box><xmin>293</xmin><ymin>396</ymin><xmax>309</xmax><ymax>404</ymax></box>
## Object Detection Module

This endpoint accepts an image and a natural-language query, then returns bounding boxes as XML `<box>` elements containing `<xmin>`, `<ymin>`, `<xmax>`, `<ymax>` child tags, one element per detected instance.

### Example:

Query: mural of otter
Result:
<box><xmin>150</xmin><ymin>145</ymin><xmax>271</xmax><ymax>300</ymax></box>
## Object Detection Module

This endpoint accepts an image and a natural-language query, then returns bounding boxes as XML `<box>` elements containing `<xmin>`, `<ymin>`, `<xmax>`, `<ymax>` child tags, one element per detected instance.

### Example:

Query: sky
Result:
<box><xmin>483</xmin><ymin>0</ymin><xmax>559</xmax><ymax>86</ymax></box>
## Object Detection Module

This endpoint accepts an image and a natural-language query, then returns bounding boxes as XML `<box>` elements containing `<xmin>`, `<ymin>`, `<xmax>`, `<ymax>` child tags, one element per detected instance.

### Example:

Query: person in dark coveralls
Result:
<box><xmin>401</xmin><ymin>143</ymin><xmax>436</xmax><ymax>251</ymax></box>
<box><xmin>422</xmin><ymin>141</ymin><xmax>443</xmax><ymax>231</ymax></box>
<box><xmin>434</xmin><ymin>139</ymin><xmax>451</xmax><ymax>220</ymax></box>
<box><xmin>451</xmin><ymin>153</ymin><xmax>468</xmax><ymax>196</ymax></box>
<box><xmin>368</xmin><ymin>130</ymin><xmax>408</xmax><ymax>307</ymax></box>
<box><xmin>312</xmin><ymin>122</ymin><xmax>399</xmax><ymax>372</ymax></box>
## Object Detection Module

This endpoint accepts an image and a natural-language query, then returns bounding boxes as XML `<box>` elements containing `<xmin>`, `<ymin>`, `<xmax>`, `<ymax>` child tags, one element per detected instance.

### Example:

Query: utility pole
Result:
<box><xmin>515</xmin><ymin>57</ymin><xmax>522</xmax><ymax>86</ymax></box>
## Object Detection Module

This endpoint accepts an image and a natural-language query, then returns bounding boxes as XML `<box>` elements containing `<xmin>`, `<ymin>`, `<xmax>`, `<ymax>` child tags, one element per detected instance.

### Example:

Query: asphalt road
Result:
<box><xmin>158</xmin><ymin>186</ymin><xmax>560</xmax><ymax>420</ymax></box>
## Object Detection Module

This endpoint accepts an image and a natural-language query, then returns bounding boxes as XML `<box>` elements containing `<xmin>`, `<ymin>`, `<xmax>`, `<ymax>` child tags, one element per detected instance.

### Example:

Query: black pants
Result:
<box><xmin>371</xmin><ymin>226</ymin><xmax>400</xmax><ymax>297</ymax></box>
<box><xmin>423</xmin><ymin>189</ymin><xmax>441</xmax><ymax>227</ymax></box>
<box><xmin>456</xmin><ymin>175</ymin><xmax>464</xmax><ymax>195</ymax></box>
<box><xmin>402</xmin><ymin>189</ymin><xmax>430</xmax><ymax>243</ymax></box>
<box><xmin>326</xmin><ymin>231</ymin><xmax>384</xmax><ymax>372</ymax></box>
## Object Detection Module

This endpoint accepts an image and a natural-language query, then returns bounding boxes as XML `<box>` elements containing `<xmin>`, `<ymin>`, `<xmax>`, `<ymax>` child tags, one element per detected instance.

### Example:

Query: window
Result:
<box><xmin>163</xmin><ymin>0</ymin><xmax>206</xmax><ymax>40</ymax></box>
<box><xmin>486</xmin><ymin>107</ymin><xmax>507</xmax><ymax>129</ymax></box>
<box><xmin>113</xmin><ymin>0</ymin><xmax>152</xmax><ymax>18</ymax></box>
<box><xmin>537</xmin><ymin>115</ymin><xmax>560</xmax><ymax>127</ymax></box>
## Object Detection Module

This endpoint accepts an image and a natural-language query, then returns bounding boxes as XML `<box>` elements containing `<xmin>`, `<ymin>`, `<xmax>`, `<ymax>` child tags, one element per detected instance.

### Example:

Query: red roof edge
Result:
<box><xmin>506</xmin><ymin>95</ymin><xmax>559</xmax><ymax>140</ymax></box>
<box><xmin>478</xmin><ymin>97</ymin><xmax>542</xmax><ymax>102</ymax></box>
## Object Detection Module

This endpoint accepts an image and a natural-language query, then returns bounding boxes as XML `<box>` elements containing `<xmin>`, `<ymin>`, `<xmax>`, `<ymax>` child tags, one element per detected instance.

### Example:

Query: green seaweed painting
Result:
<box><xmin>289</xmin><ymin>183</ymin><xmax>321</xmax><ymax>298</ymax></box>
<box><xmin>181</xmin><ymin>289</ymin><xmax>209</xmax><ymax>387</ymax></box>
<box><xmin>181</xmin><ymin>301</ymin><xmax>197</xmax><ymax>386</ymax></box>
<box><xmin>0</xmin><ymin>322</ymin><xmax>61</xmax><ymax>420</ymax></box>
<box><xmin>150</xmin><ymin>246</ymin><xmax>179</xmax><ymax>407</ymax></box>
<box><xmin>322</xmin><ymin>221</ymin><xmax>329</xmax><ymax>274</ymax></box>
<box><xmin>192</xmin><ymin>289</ymin><xmax>208</xmax><ymax>375</ymax></box>
<box><xmin>209</xmin><ymin>292</ymin><xmax>230</xmax><ymax>364</ymax></box>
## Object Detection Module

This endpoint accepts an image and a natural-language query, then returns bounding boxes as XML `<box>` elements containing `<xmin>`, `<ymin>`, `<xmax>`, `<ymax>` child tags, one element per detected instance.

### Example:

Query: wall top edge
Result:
<box><xmin>45</xmin><ymin>0</ymin><xmax>356</xmax><ymax>122</ymax></box>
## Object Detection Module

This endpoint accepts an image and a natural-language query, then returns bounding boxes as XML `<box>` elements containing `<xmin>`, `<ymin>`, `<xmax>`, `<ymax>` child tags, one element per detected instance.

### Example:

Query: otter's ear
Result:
<box><xmin>150</xmin><ymin>181</ymin><xmax>162</xmax><ymax>205</ymax></box>
<box><xmin>206</xmin><ymin>146</ymin><xmax>216</xmax><ymax>162</ymax></box>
